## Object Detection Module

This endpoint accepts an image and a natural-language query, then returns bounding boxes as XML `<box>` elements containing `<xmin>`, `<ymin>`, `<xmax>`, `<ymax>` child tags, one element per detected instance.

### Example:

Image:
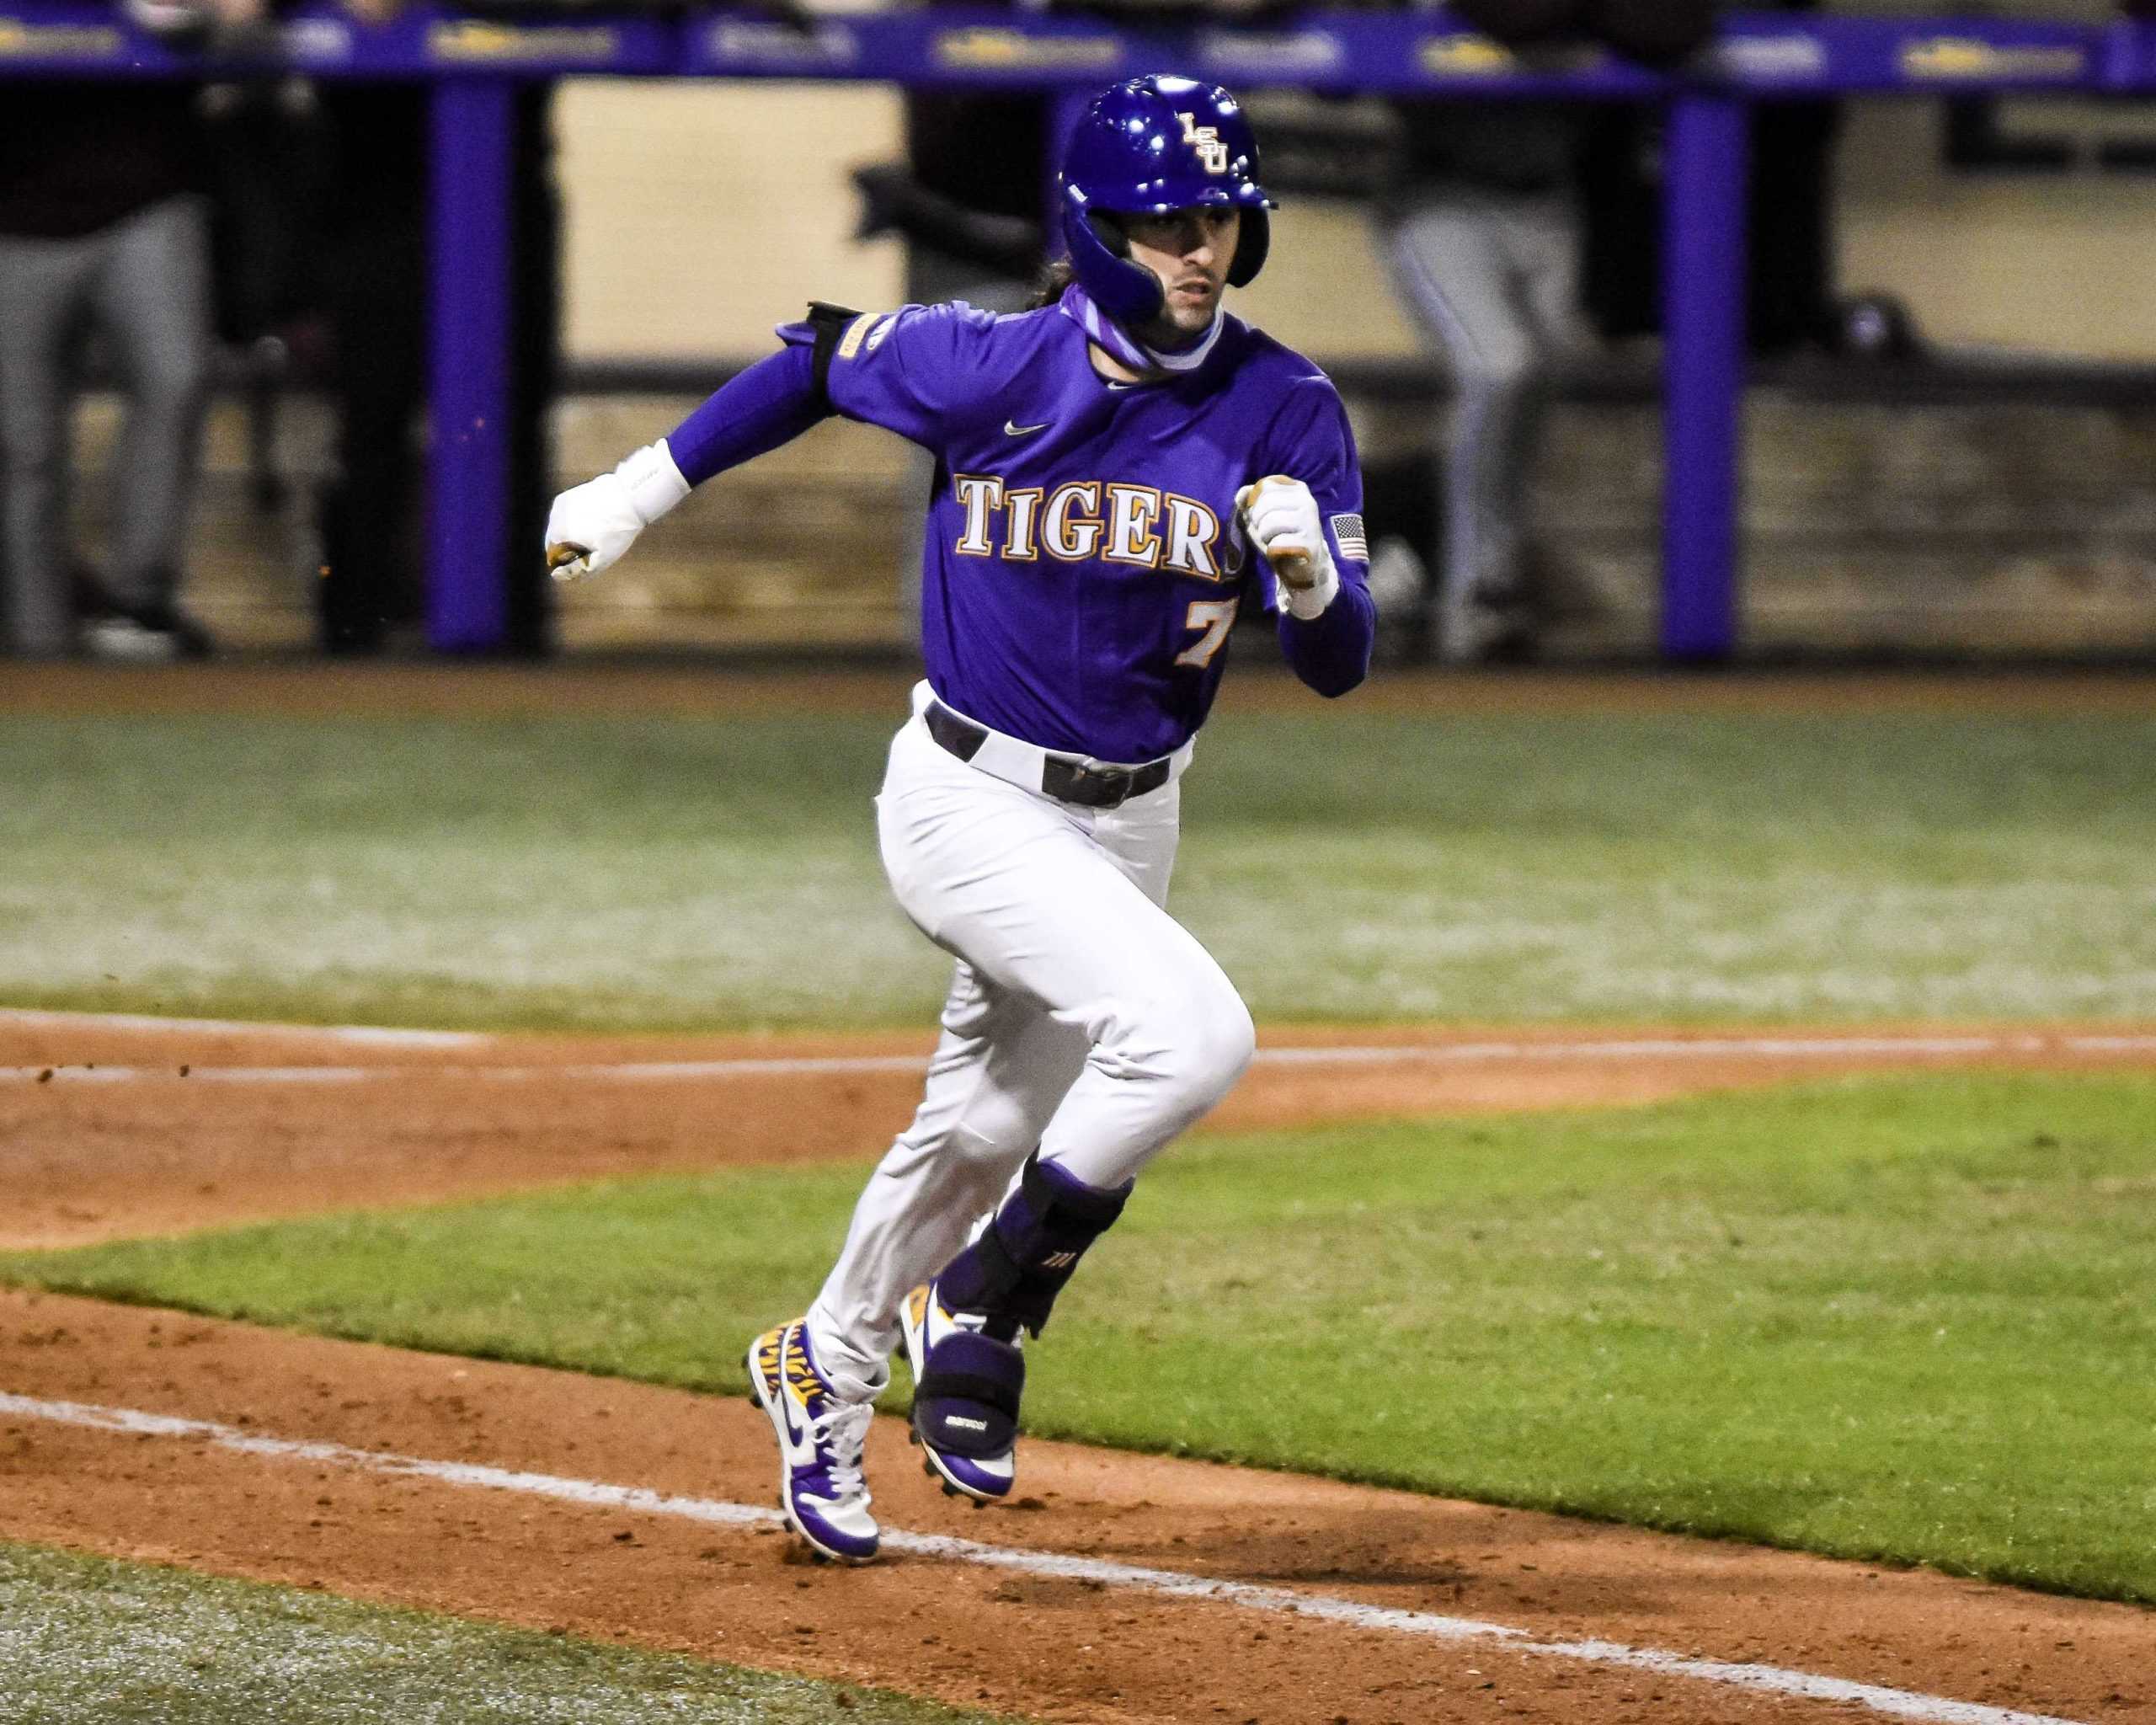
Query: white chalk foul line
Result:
<box><xmin>0</xmin><ymin>1008</ymin><xmax>486</xmax><ymax>1049</ymax></box>
<box><xmin>7</xmin><ymin>1033</ymin><xmax>2156</xmax><ymax>1086</ymax></box>
<box><xmin>0</xmin><ymin>1391</ymin><xmax>2088</xmax><ymax>1725</ymax></box>
<box><xmin>0</xmin><ymin>1057</ymin><xmax>931</xmax><ymax>1085</ymax></box>
<box><xmin>1257</xmin><ymin>1035</ymin><xmax>2024</xmax><ymax>1064</ymax></box>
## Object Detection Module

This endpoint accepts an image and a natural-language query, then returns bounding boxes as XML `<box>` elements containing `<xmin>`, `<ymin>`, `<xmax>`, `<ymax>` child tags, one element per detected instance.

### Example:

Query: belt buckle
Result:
<box><xmin>1082</xmin><ymin>766</ymin><xmax>1134</xmax><ymax>809</ymax></box>
<box><xmin>1047</xmin><ymin>756</ymin><xmax>1133</xmax><ymax>809</ymax></box>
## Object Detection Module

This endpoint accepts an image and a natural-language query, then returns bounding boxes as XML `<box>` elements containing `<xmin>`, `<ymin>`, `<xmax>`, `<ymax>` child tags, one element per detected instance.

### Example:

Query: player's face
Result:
<box><xmin>1121</xmin><ymin>206</ymin><xmax>1241</xmax><ymax>340</ymax></box>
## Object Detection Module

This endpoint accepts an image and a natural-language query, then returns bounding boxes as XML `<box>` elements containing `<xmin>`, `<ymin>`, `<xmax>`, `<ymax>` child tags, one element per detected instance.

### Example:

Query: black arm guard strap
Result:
<box><xmin>804</xmin><ymin>301</ymin><xmax>863</xmax><ymax>409</ymax></box>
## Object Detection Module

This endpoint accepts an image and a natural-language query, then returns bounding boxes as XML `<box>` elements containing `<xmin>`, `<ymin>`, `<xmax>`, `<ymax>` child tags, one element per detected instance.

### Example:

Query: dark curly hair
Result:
<box><xmin>1027</xmin><ymin>258</ymin><xmax>1077</xmax><ymax>312</ymax></box>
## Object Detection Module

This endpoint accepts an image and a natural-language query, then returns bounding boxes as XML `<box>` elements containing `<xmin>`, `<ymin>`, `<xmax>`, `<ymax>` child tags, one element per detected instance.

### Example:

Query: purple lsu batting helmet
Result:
<box><xmin>1059</xmin><ymin>75</ymin><xmax>1273</xmax><ymax>327</ymax></box>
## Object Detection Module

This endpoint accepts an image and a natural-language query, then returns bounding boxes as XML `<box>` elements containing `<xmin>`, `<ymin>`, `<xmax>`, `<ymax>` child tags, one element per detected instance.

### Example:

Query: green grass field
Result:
<box><xmin>4</xmin><ymin>708</ymin><xmax>2153</xmax><ymax>1028</ymax></box>
<box><xmin>0</xmin><ymin>1541</ymin><xmax>1006</xmax><ymax>1725</ymax></box>
<box><xmin>12</xmin><ymin>1072</ymin><xmax>2153</xmax><ymax>1604</ymax></box>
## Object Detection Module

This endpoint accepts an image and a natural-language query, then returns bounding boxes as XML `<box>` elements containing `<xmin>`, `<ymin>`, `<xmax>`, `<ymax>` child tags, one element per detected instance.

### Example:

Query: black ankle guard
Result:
<box><xmin>943</xmin><ymin>1152</ymin><xmax>1132</xmax><ymax>1338</ymax></box>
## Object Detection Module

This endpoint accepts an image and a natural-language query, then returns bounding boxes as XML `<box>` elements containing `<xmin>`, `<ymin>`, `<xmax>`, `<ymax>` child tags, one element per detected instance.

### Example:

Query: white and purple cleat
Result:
<box><xmin>746</xmin><ymin>1319</ymin><xmax>880</xmax><ymax>1562</ymax></box>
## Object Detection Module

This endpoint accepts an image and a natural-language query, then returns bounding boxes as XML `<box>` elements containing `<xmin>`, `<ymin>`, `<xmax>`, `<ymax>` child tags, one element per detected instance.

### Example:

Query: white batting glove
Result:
<box><xmin>1234</xmin><ymin>475</ymin><xmax>1339</xmax><ymax>620</ymax></box>
<box><xmin>544</xmin><ymin>441</ymin><xmax>691</xmax><ymax>582</ymax></box>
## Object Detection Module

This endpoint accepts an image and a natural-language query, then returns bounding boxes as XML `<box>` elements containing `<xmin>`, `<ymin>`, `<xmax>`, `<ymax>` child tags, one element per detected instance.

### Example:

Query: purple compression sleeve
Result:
<box><xmin>1276</xmin><ymin>580</ymin><xmax>1374</xmax><ymax>698</ymax></box>
<box><xmin>664</xmin><ymin>344</ymin><xmax>830</xmax><ymax>488</ymax></box>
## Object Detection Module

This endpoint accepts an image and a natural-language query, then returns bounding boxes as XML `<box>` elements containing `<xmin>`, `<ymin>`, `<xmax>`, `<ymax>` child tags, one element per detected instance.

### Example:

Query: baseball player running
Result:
<box><xmin>546</xmin><ymin>75</ymin><xmax>1374</xmax><ymax>1563</ymax></box>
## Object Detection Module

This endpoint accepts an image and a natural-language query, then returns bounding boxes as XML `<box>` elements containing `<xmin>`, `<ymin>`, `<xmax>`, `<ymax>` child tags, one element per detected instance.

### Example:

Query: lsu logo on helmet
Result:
<box><xmin>1178</xmin><ymin>111</ymin><xmax>1231</xmax><ymax>174</ymax></box>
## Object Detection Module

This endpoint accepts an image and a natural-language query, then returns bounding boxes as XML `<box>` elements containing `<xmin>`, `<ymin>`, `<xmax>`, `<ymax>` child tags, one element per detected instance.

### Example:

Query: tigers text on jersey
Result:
<box><xmin>782</xmin><ymin>299</ymin><xmax>1369</xmax><ymax>765</ymax></box>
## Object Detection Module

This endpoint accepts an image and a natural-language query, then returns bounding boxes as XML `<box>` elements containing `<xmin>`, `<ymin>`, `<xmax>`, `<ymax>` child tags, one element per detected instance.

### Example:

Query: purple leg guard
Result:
<box><xmin>937</xmin><ymin>1151</ymin><xmax>1132</xmax><ymax>1338</ymax></box>
<box><xmin>913</xmin><ymin>1155</ymin><xmax>1130</xmax><ymax>1474</ymax></box>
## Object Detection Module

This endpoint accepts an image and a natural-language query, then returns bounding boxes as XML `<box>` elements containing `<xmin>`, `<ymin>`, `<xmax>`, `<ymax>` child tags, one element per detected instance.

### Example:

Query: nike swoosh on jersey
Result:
<box><xmin>1003</xmin><ymin>419</ymin><xmax>1049</xmax><ymax>436</ymax></box>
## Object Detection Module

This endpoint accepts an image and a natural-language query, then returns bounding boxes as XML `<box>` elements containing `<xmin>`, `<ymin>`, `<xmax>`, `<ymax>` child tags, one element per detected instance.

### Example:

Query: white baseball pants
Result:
<box><xmin>805</xmin><ymin>686</ymin><xmax>1256</xmax><ymax>1401</ymax></box>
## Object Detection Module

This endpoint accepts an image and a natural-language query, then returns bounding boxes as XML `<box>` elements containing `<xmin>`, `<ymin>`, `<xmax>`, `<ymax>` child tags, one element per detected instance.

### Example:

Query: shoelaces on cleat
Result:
<box><xmin>802</xmin><ymin>1401</ymin><xmax>873</xmax><ymax>1504</ymax></box>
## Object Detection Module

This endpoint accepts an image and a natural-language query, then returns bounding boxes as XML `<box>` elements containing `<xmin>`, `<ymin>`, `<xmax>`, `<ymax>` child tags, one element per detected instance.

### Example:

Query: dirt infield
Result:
<box><xmin>3</xmin><ymin>1012</ymin><xmax>2154</xmax><ymax>1724</ymax></box>
<box><xmin>8</xmin><ymin>1015</ymin><xmax>2156</xmax><ymax>1250</ymax></box>
<box><xmin>5</xmin><ymin>1284</ymin><xmax>2153</xmax><ymax>1725</ymax></box>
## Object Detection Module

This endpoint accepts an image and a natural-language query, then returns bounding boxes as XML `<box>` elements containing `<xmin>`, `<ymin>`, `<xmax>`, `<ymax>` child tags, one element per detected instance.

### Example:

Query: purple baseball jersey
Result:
<box><xmin>780</xmin><ymin>299</ymin><xmax>1372</xmax><ymax>764</ymax></box>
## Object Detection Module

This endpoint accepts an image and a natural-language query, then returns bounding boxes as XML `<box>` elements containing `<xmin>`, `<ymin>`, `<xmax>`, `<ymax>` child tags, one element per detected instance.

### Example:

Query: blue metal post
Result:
<box><xmin>1661</xmin><ymin>93</ymin><xmax>1752</xmax><ymax>662</ymax></box>
<box><xmin>427</xmin><ymin>78</ymin><xmax>515</xmax><ymax>654</ymax></box>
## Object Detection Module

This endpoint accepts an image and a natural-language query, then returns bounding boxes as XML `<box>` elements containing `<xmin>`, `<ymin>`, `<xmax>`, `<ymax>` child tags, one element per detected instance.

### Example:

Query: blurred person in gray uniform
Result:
<box><xmin>1374</xmin><ymin>91</ymin><xmax>1591</xmax><ymax>663</ymax></box>
<box><xmin>0</xmin><ymin>0</ymin><xmax>253</xmax><ymax>658</ymax></box>
<box><xmin>1373</xmin><ymin>0</ymin><xmax>1727</xmax><ymax>662</ymax></box>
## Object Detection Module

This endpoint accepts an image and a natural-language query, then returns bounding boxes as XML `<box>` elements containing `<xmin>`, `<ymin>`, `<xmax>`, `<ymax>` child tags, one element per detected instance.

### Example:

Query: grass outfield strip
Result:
<box><xmin>0</xmin><ymin>1541</ymin><xmax>1013</xmax><ymax>1725</ymax></box>
<box><xmin>8</xmin><ymin>1073</ymin><xmax>2153</xmax><ymax>1603</ymax></box>
<box><xmin>4</xmin><ymin>711</ymin><xmax>2154</xmax><ymax>1028</ymax></box>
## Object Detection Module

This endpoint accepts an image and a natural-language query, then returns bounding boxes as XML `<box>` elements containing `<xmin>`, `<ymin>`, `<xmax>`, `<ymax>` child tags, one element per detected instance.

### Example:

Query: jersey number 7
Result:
<box><xmin>1175</xmin><ymin>599</ymin><xmax>1239</xmax><ymax>670</ymax></box>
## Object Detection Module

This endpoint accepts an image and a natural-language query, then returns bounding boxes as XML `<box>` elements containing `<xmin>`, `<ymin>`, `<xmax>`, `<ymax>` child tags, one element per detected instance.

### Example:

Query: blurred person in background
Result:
<box><xmin>313</xmin><ymin>0</ymin><xmax>558</xmax><ymax>657</ymax></box>
<box><xmin>305</xmin><ymin>0</ymin><xmax>427</xmax><ymax>657</ymax></box>
<box><xmin>1579</xmin><ymin>0</ymin><xmax>1838</xmax><ymax>361</ymax></box>
<box><xmin>1370</xmin><ymin>0</ymin><xmax>1600</xmax><ymax>665</ymax></box>
<box><xmin>853</xmin><ymin>93</ymin><xmax>1048</xmax><ymax>314</ymax></box>
<box><xmin>1369</xmin><ymin>0</ymin><xmax>1724</xmax><ymax>663</ymax></box>
<box><xmin>0</xmin><ymin>0</ymin><xmax>243</xmax><ymax>659</ymax></box>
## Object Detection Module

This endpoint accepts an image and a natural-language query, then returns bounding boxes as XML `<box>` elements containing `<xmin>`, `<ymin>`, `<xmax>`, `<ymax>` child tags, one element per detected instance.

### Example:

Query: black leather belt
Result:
<box><xmin>925</xmin><ymin>701</ymin><xmax>1171</xmax><ymax>810</ymax></box>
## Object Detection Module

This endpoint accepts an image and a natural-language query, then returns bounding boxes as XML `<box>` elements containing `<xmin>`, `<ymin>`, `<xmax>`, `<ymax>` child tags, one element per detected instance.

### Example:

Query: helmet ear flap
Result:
<box><xmin>1227</xmin><ymin>206</ymin><xmax>1269</xmax><ymax>289</ymax></box>
<box><xmin>1086</xmin><ymin>211</ymin><xmax>1129</xmax><ymax>259</ymax></box>
<box><xmin>1060</xmin><ymin>183</ymin><xmax>1166</xmax><ymax>325</ymax></box>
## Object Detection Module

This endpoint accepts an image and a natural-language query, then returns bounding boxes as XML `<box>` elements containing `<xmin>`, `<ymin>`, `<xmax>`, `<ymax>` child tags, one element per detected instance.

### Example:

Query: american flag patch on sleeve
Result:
<box><xmin>1329</xmin><ymin>513</ymin><xmax>1369</xmax><ymax>563</ymax></box>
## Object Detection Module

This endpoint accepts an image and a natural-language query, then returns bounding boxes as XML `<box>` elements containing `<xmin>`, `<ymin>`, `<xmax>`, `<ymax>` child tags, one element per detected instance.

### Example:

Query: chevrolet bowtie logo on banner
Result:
<box><xmin>931</xmin><ymin>27</ymin><xmax>1120</xmax><ymax>71</ymax></box>
<box><xmin>1900</xmin><ymin>35</ymin><xmax>2087</xmax><ymax>80</ymax></box>
<box><xmin>428</xmin><ymin>19</ymin><xmax>619</xmax><ymax>64</ymax></box>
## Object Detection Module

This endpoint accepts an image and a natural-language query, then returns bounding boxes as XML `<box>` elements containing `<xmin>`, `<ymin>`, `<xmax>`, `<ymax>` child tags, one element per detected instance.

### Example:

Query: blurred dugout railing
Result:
<box><xmin>558</xmin><ymin>344</ymin><xmax>2156</xmax><ymax>661</ymax></box>
<box><xmin>7</xmin><ymin>3</ymin><xmax>2156</xmax><ymax>661</ymax></box>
